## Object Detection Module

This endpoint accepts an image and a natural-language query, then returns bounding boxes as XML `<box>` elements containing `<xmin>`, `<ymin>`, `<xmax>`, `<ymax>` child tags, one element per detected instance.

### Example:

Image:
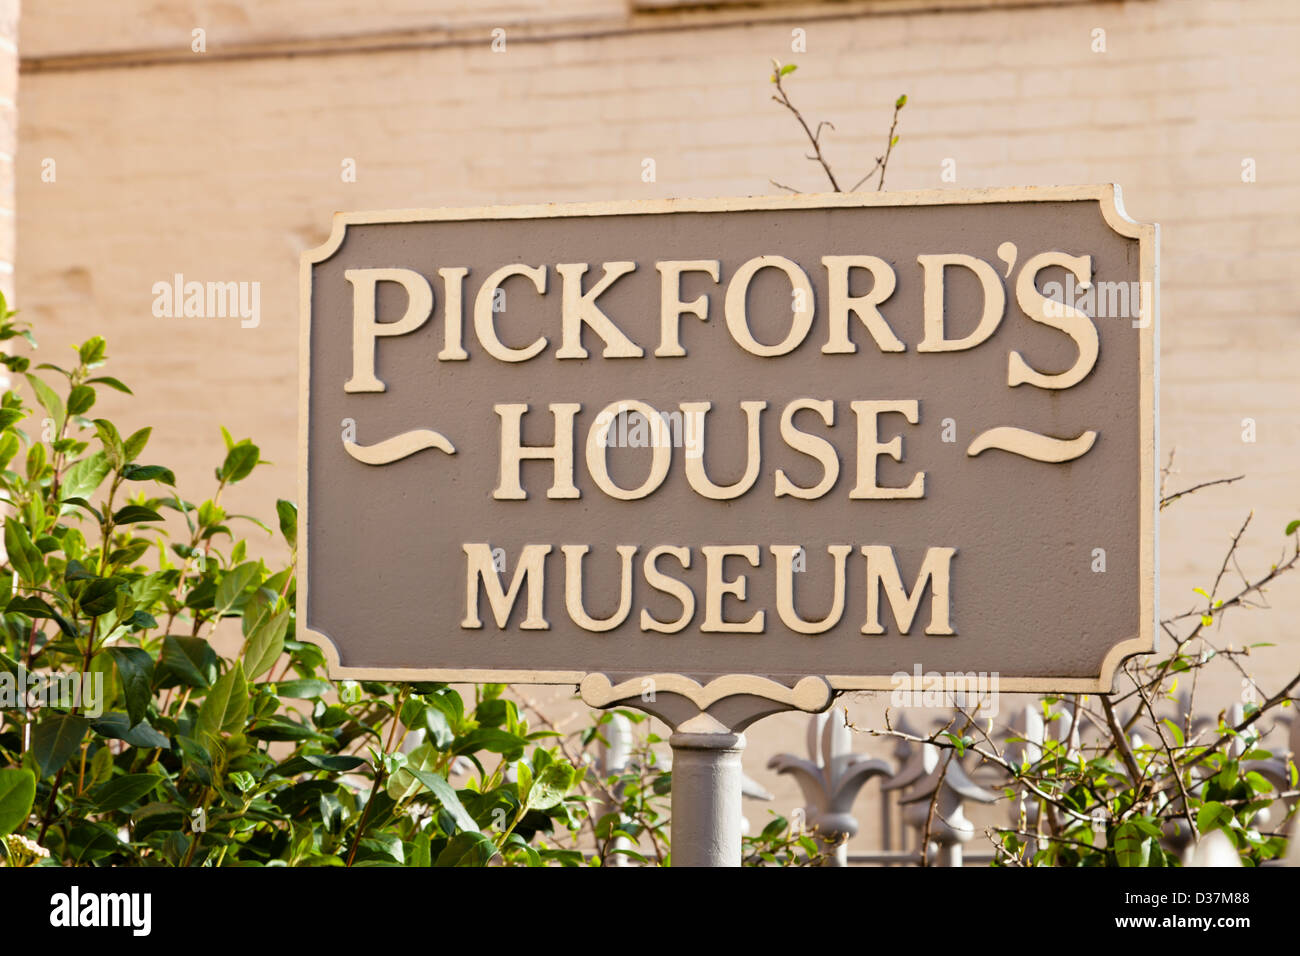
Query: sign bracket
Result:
<box><xmin>580</xmin><ymin>672</ymin><xmax>835</xmax><ymax>866</ymax></box>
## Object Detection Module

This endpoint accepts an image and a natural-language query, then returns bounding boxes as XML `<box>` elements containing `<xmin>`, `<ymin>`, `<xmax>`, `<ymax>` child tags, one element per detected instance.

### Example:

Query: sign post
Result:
<box><xmin>299</xmin><ymin>186</ymin><xmax>1158</xmax><ymax>866</ymax></box>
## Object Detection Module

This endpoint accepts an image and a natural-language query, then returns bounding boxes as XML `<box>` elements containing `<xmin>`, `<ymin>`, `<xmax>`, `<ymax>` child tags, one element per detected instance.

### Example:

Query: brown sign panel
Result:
<box><xmin>298</xmin><ymin>186</ymin><xmax>1157</xmax><ymax>697</ymax></box>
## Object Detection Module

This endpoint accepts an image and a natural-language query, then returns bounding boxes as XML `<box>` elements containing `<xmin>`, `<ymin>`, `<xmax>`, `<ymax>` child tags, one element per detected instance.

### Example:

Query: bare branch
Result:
<box><xmin>875</xmin><ymin>97</ymin><xmax>905</xmax><ymax>191</ymax></box>
<box><xmin>1160</xmin><ymin>474</ymin><xmax>1244</xmax><ymax>510</ymax></box>
<box><xmin>1183</xmin><ymin>671</ymin><xmax>1300</xmax><ymax>772</ymax></box>
<box><xmin>1101</xmin><ymin>694</ymin><xmax>1143</xmax><ymax>784</ymax></box>
<box><xmin>1128</xmin><ymin>663</ymin><xmax>1197</xmax><ymax>835</ymax></box>
<box><xmin>848</xmin><ymin>158</ymin><xmax>883</xmax><ymax>193</ymax></box>
<box><xmin>770</xmin><ymin>68</ymin><xmax>840</xmax><ymax>192</ymax></box>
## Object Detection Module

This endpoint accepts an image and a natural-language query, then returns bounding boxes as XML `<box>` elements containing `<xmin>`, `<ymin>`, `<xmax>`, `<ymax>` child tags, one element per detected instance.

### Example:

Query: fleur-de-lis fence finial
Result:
<box><xmin>768</xmin><ymin>710</ymin><xmax>892</xmax><ymax>866</ymax></box>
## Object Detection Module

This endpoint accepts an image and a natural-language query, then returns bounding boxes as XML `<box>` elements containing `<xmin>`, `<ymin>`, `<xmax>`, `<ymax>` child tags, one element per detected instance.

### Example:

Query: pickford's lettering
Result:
<box><xmin>340</xmin><ymin>251</ymin><xmax>1101</xmax><ymax>394</ymax></box>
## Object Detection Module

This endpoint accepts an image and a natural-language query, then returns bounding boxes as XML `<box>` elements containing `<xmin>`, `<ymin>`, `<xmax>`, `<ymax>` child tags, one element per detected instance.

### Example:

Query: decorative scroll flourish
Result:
<box><xmin>344</xmin><ymin>429</ymin><xmax>456</xmax><ymax>465</ymax></box>
<box><xmin>579</xmin><ymin>672</ymin><xmax>833</xmax><ymax>712</ymax></box>
<box><xmin>966</xmin><ymin>427</ymin><xmax>1096</xmax><ymax>463</ymax></box>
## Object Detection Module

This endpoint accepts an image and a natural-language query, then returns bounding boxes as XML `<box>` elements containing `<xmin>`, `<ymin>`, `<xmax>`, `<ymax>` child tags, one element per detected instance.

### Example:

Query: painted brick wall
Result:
<box><xmin>0</xmin><ymin>0</ymin><xmax>15</xmax><ymax>311</ymax></box>
<box><xmin>13</xmin><ymin>0</ymin><xmax>1300</xmax><ymax>855</ymax></box>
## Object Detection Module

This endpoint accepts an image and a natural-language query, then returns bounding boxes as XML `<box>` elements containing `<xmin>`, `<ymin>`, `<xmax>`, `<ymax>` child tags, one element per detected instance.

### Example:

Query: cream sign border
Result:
<box><xmin>298</xmin><ymin>184</ymin><xmax>1158</xmax><ymax>700</ymax></box>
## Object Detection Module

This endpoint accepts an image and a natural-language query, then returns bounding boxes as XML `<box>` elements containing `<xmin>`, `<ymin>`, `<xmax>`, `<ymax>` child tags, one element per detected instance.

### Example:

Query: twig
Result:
<box><xmin>1101</xmin><ymin>695</ymin><xmax>1143</xmax><ymax>785</ymax></box>
<box><xmin>860</xmin><ymin>716</ymin><xmax>1094</xmax><ymax>825</ymax></box>
<box><xmin>1160</xmin><ymin>474</ymin><xmax>1244</xmax><ymax>510</ymax></box>
<box><xmin>1165</xmin><ymin>534</ymin><xmax>1299</xmax><ymax>626</ymax></box>
<box><xmin>769</xmin><ymin>61</ymin><xmax>906</xmax><ymax>195</ymax></box>
<box><xmin>1182</xmin><ymin>671</ymin><xmax>1300</xmax><ymax>773</ymax></box>
<box><xmin>919</xmin><ymin>718</ymin><xmax>959</xmax><ymax>867</ymax></box>
<box><xmin>1129</xmin><ymin>664</ymin><xmax>1197</xmax><ymax>836</ymax></box>
<box><xmin>770</xmin><ymin>65</ymin><xmax>840</xmax><ymax>192</ymax></box>
<box><xmin>875</xmin><ymin>96</ymin><xmax>904</xmax><ymax>191</ymax></box>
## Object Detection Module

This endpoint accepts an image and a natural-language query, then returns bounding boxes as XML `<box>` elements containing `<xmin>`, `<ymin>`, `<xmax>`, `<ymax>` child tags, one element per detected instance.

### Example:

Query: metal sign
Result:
<box><xmin>298</xmin><ymin>186</ymin><xmax>1157</xmax><ymax>699</ymax></box>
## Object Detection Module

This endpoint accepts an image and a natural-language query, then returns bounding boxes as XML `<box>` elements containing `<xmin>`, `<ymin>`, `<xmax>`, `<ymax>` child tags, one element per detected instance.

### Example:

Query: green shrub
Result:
<box><xmin>0</xmin><ymin>301</ymin><xmax>592</xmax><ymax>866</ymax></box>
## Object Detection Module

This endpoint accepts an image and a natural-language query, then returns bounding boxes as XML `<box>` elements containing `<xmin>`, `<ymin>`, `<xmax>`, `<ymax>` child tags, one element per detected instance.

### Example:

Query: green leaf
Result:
<box><xmin>434</xmin><ymin>831</ymin><xmax>497</xmax><ymax>867</ymax></box>
<box><xmin>1112</xmin><ymin>822</ymin><xmax>1151</xmax><ymax>867</ymax></box>
<box><xmin>409</xmin><ymin>832</ymin><xmax>432</xmax><ymax>868</ymax></box>
<box><xmin>452</xmin><ymin>728</ymin><xmax>526</xmax><ymax>761</ymax></box>
<box><xmin>244</xmin><ymin>607</ymin><xmax>290</xmax><ymax>681</ymax></box>
<box><xmin>406</xmin><ymin>768</ymin><xmax>481</xmax><ymax>834</ymax></box>
<box><xmin>78</xmin><ymin>575</ymin><xmax>126</xmax><ymax>617</ymax></box>
<box><xmin>0</xmin><ymin>431</ymin><xmax>19</xmax><ymax>470</ymax></box>
<box><xmin>220</xmin><ymin>441</ymin><xmax>260</xmax><ymax>484</ymax></box>
<box><xmin>78</xmin><ymin>336</ymin><xmax>107</xmax><ymax>366</ymax></box>
<box><xmin>421</xmin><ymin>705</ymin><xmax>454</xmax><ymax>749</ymax></box>
<box><xmin>61</xmin><ymin>451</ymin><xmax>112</xmax><ymax>501</ymax></box>
<box><xmin>215</xmin><ymin>561</ymin><xmax>260</xmax><ymax>615</ymax></box>
<box><xmin>4</xmin><ymin>595</ymin><xmax>49</xmax><ymax>617</ymax></box>
<box><xmin>31</xmin><ymin>714</ymin><xmax>90</xmax><ymax>778</ymax></box>
<box><xmin>122</xmin><ymin>427</ymin><xmax>151</xmax><ymax>463</ymax></box>
<box><xmin>1197</xmin><ymin>801</ymin><xmax>1234</xmax><ymax>834</ymax></box>
<box><xmin>107</xmin><ymin>646</ymin><xmax>154</xmax><ymax>728</ymax></box>
<box><xmin>895</xmin><ymin>93</ymin><xmax>908</xmax><ymax>109</ymax></box>
<box><xmin>196</xmin><ymin>661</ymin><xmax>249</xmax><ymax>741</ymax></box>
<box><xmin>386</xmin><ymin>743</ymin><xmax>439</xmax><ymax>803</ymax></box>
<box><xmin>524</xmin><ymin>759</ymin><xmax>578</xmax><ymax>812</ymax></box>
<box><xmin>1131</xmin><ymin>817</ymin><xmax>1163</xmax><ymax>840</ymax></box>
<box><xmin>157</xmin><ymin>635</ymin><xmax>218</xmax><ymax>689</ymax></box>
<box><xmin>86</xmin><ymin>376</ymin><xmax>132</xmax><ymax>395</ymax></box>
<box><xmin>300</xmin><ymin>754</ymin><xmax>366</xmax><ymax>773</ymax></box>
<box><xmin>780</xmin><ymin>63</ymin><xmax>797</xmax><ymax>76</ymax></box>
<box><xmin>90</xmin><ymin>713</ymin><xmax>169</xmax><ymax>748</ymax></box>
<box><xmin>25</xmin><ymin>373</ymin><xmax>65</xmax><ymax>436</ymax></box>
<box><xmin>1244</xmin><ymin>771</ymin><xmax>1273</xmax><ymax>794</ymax></box>
<box><xmin>66</xmin><ymin>385</ymin><xmax>96</xmax><ymax>417</ymax></box>
<box><xmin>26</xmin><ymin>442</ymin><xmax>46</xmax><ymax>482</ymax></box>
<box><xmin>87</xmin><ymin>773</ymin><xmax>159</xmax><ymax>811</ymax></box>
<box><xmin>427</xmin><ymin>691</ymin><xmax>467</xmax><ymax>735</ymax></box>
<box><xmin>5</xmin><ymin>518</ymin><xmax>47</xmax><ymax>588</ymax></box>
<box><xmin>131</xmin><ymin>803</ymin><xmax>185</xmax><ymax>841</ymax></box>
<box><xmin>247</xmin><ymin>717</ymin><xmax>324</xmax><ymax>747</ymax></box>
<box><xmin>122</xmin><ymin>464</ymin><xmax>175</xmax><ymax>485</ymax></box>
<box><xmin>89</xmin><ymin>745</ymin><xmax>114</xmax><ymax>785</ymax></box>
<box><xmin>276</xmin><ymin>499</ymin><xmax>297</xmax><ymax>546</ymax></box>
<box><xmin>516</xmin><ymin>759</ymin><xmax>534</xmax><ymax>805</ymax></box>
<box><xmin>275</xmin><ymin>679</ymin><xmax>331</xmax><ymax>700</ymax></box>
<box><xmin>0</xmin><ymin>768</ymin><xmax>36</xmax><ymax>836</ymax></box>
<box><xmin>1286</xmin><ymin>519</ymin><xmax>1300</xmax><ymax>536</ymax></box>
<box><xmin>93</xmin><ymin>419</ymin><xmax>125</xmax><ymax>469</ymax></box>
<box><xmin>112</xmin><ymin>505</ymin><xmax>163</xmax><ymax>525</ymax></box>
